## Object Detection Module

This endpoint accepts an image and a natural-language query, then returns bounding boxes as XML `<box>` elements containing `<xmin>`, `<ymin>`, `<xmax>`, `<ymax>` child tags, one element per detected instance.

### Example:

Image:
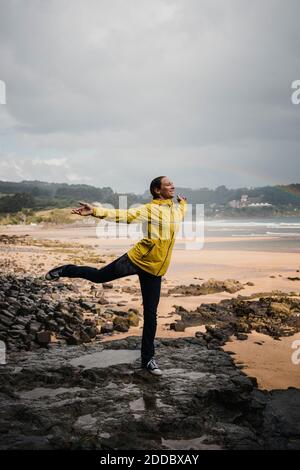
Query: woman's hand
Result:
<box><xmin>176</xmin><ymin>194</ymin><xmax>187</xmax><ymax>203</ymax></box>
<box><xmin>71</xmin><ymin>201</ymin><xmax>94</xmax><ymax>216</ymax></box>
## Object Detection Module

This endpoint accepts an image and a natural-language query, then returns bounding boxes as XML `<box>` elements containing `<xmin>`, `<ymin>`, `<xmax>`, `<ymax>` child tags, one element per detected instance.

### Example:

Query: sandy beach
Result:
<box><xmin>1</xmin><ymin>223</ymin><xmax>300</xmax><ymax>390</ymax></box>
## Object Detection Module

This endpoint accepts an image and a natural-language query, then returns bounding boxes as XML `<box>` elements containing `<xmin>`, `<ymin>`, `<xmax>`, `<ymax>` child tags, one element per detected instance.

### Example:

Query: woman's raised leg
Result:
<box><xmin>45</xmin><ymin>253</ymin><xmax>138</xmax><ymax>283</ymax></box>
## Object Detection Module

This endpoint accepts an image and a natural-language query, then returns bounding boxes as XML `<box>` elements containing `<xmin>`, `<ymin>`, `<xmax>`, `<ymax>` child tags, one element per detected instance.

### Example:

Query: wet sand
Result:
<box><xmin>223</xmin><ymin>332</ymin><xmax>300</xmax><ymax>390</ymax></box>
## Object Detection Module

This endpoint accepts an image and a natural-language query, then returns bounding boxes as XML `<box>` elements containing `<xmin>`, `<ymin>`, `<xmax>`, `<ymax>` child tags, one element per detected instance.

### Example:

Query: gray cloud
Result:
<box><xmin>0</xmin><ymin>0</ymin><xmax>299</xmax><ymax>192</ymax></box>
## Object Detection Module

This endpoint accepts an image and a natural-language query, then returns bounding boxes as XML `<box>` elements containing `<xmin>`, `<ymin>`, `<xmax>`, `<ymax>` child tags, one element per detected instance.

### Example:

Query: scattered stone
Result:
<box><xmin>127</xmin><ymin>312</ymin><xmax>139</xmax><ymax>327</ymax></box>
<box><xmin>169</xmin><ymin>294</ymin><xmax>300</xmax><ymax>344</ymax></box>
<box><xmin>168</xmin><ymin>278</ymin><xmax>244</xmax><ymax>296</ymax></box>
<box><xmin>113</xmin><ymin>316</ymin><xmax>130</xmax><ymax>332</ymax></box>
<box><xmin>0</xmin><ymin>271</ymin><xmax>137</xmax><ymax>351</ymax></box>
<box><xmin>36</xmin><ymin>331</ymin><xmax>53</xmax><ymax>345</ymax></box>
<box><xmin>122</xmin><ymin>286</ymin><xmax>139</xmax><ymax>294</ymax></box>
<box><xmin>236</xmin><ymin>333</ymin><xmax>248</xmax><ymax>341</ymax></box>
<box><xmin>80</xmin><ymin>301</ymin><xmax>96</xmax><ymax>310</ymax></box>
<box><xmin>101</xmin><ymin>322</ymin><xmax>114</xmax><ymax>334</ymax></box>
<box><xmin>97</xmin><ymin>296</ymin><xmax>109</xmax><ymax>305</ymax></box>
<box><xmin>65</xmin><ymin>333</ymin><xmax>82</xmax><ymax>345</ymax></box>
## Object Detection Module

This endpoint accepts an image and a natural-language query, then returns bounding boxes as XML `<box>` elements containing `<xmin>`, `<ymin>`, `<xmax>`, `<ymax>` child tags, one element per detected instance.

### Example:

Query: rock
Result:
<box><xmin>46</xmin><ymin>319</ymin><xmax>59</xmax><ymax>331</ymax></box>
<box><xmin>35</xmin><ymin>309</ymin><xmax>48</xmax><ymax>323</ymax></box>
<box><xmin>0</xmin><ymin>310</ymin><xmax>15</xmax><ymax>320</ymax></box>
<box><xmin>170</xmin><ymin>321</ymin><xmax>186</xmax><ymax>332</ymax></box>
<box><xmin>36</xmin><ymin>330</ymin><xmax>53</xmax><ymax>345</ymax></box>
<box><xmin>0</xmin><ymin>333</ymin><xmax>7</xmax><ymax>343</ymax></box>
<box><xmin>128</xmin><ymin>312</ymin><xmax>139</xmax><ymax>327</ymax></box>
<box><xmin>97</xmin><ymin>296</ymin><xmax>109</xmax><ymax>305</ymax></box>
<box><xmin>122</xmin><ymin>286</ymin><xmax>139</xmax><ymax>294</ymax></box>
<box><xmin>113</xmin><ymin>316</ymin><xmax>130</xmax><ymax>332</ymax></box>
<box><xmin>110</xmin><ymin>309</ymin><xmax>128</xmax><ymax>317</ymax></box>
<box><xmin>168</xmin><ymin>278</ymin><xmax>244</xmax><ymax>296</ymax></box>
<box><xmin>270</xmin><ymin>302</ymin><xmax>291</xmax><ymax>317</ymax></box>
<box><xmin>11</xmin><ymin>324</ymin><xmax>25</xmax><ymax>331</ymax></box>
<box><xmin>73</xmin><ymin>414</ymin><xmax>98</xmax><ymax>434</ymax></box>
<box><xmin>235</xmin><ymin>321</ymin><xmax>250</xmax><ymax>333</ymax></box>
<box><xmin>0</xmin><ymin>314</ymin><xmax>14</xmax><ymax>327</ymax></box>
<box><xmin>84</xmin><ymin>326</ymin><xmax>97</xmax><ymax>338</ymax></box>
<box><xmin>101</xmin><ymin>322</ymin><xmax>114</xmax><ymax>334</ymax></box>
<box><xmin>80</xmin><ymin>301</ymin><xmax>96</xmax><ymax>310</ymax></box>
<box><xmin>28</xmin><ymin>321</ymin><xmax>42</xmax><ymax>334</ymax></box>
<box><xmin>80</xmin><ymin>331</ymin><xmax>91</xmax><ymax>343</ymax></box>
<box><xmin>63</xmin><ymin>325</ymin><xmax>75</xmax><ymax>335</ymax></box>
<box><xmin>0</xmin><ymin>302</ymin><xmax>9</xmax><ymax>309</ymax></box>
<box><xmin>170</xmin><ymin>294</ymin><xmax>300</xmax><ymax>341</ymax></box>
<box><xmin>65</xmin><ymin>333</ymin><xmax>82</xmax><ymax>345</ymax></box>
<box><xmin>236</xmin><ymin>333</ymin><xmax>248</xmax><ymax>341</ymax></box>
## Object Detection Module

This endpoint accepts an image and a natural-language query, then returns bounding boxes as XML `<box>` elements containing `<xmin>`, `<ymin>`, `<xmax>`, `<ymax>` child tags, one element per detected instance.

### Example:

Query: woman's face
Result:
<box><xmin>157</xmin><ymin>176</ymin><xmax>175</xmax><ymax>199</ymax></box>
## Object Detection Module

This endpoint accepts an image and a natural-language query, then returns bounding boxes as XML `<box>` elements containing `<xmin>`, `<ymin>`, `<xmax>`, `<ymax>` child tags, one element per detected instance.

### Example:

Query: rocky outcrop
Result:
<box><xmin>170</xmin><ymin>294</ymin><xmax>300</xmax><ymax>341</ymax></box>
<box><xmin>0</xmin><ymin>274</ymin><xmax>140</xmax><ymax>351</ymax></box>
<box><xmin>168</xmin><ymin>278</ymin><xmax>244</xmax><ymax>296</ymax></box>
<box><xmin>0</xmin><ymin>336</ymin><xmax>299</xmax><ymax>450</ymax></box>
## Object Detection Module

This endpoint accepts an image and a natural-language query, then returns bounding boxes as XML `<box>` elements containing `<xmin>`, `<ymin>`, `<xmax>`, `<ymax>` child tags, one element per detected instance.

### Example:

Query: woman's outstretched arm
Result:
<box><xmin>72</xmin><ymin>201</ymin><xmax>150</xmax><ymax>224</ymax></box>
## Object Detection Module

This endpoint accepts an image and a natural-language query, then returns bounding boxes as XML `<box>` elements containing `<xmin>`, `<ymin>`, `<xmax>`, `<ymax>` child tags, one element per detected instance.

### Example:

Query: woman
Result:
<box><xmin>45</xmin><ymin>176</ymin><xmax>187</xmax><ymax>376</ymax></box>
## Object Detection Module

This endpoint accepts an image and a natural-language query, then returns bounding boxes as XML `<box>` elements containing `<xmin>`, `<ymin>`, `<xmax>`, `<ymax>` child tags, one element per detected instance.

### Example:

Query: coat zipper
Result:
<box><xmin>156</xmin><ymin>206</ymin><xmax>175</xmax><ymax>276</ymax></box>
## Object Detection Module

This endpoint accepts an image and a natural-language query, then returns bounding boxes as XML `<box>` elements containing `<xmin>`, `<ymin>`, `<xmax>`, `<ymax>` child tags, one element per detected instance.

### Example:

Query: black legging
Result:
<box><xmin>59</xmin><ymin>253</ymin><xmax>162</xmax><ymax>366</ymax></box>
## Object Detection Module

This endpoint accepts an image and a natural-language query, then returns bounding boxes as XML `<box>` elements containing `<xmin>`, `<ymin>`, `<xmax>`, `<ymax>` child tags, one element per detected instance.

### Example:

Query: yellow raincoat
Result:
<box><xmin>92</xmin><ymin>198</ymin><xmax>187</xmax><ymax>276</ymax></box>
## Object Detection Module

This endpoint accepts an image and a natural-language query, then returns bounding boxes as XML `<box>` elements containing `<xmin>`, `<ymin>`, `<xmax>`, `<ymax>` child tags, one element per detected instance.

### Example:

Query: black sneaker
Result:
<box><xmin>45</xmin><ymin>266</ymin><xmax>65</xmax><ymax>281</ymax></box>
<box><xmin>144</xmin><ymin>358</ymin><xmax>163</xmax><ymax>376</ymax></box>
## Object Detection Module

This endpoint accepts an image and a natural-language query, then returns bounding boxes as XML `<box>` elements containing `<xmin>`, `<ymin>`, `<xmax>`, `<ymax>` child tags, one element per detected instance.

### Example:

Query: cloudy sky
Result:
<box><xmin>0</xmin><ymin>0</ymin><xmax>299</xmax><ymax>193</ymax></box>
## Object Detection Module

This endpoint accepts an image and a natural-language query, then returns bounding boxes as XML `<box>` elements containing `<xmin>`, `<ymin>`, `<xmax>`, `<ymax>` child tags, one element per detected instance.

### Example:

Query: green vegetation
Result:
<box><xmin>0</xmin><ymin>180</ymin><xmax>299</xmax><ymax>223</ymax></box>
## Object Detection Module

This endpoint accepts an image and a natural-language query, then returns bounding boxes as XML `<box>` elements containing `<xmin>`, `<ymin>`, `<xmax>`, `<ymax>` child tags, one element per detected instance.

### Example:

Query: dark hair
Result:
<box><xmin>150</xmin><ymin>176</ymin><xmax>166</xmax><ymax>199</ymax></box>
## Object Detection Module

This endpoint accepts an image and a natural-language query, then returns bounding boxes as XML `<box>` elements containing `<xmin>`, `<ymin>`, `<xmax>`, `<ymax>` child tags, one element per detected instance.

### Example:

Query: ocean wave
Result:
<box><xmin>203</xmin><ymin>220</ymin><xmax>300</xmax><ymax>229</ymax></box>
<box><xmin>279</xmin><ymin>223</ymin><xmax>300</xmax><ymax>227</ymax></box>
<box><xmin>265</xmin><ymin>231</ymin><xmax>300</xmax><ymax>236</ymax></box>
